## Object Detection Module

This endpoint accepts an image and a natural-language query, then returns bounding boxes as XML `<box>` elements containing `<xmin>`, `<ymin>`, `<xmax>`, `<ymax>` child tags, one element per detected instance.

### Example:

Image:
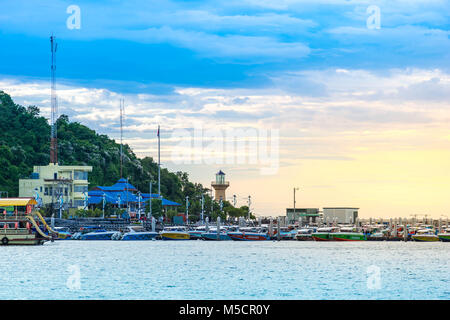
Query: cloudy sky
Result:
<box><xmin>1</xmin><ymin>0</ymin><xmax>450</xmax><ymax>218</ymax></box>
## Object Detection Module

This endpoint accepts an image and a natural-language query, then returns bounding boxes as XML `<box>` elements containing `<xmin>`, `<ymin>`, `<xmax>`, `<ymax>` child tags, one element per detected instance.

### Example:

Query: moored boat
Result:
<box><xmin>411</xmin><ymin>229</ymin><xmax>439</xmax><ymax>242</ymax></box>
<box><xmin>312</xmin><ymin>227</ymin><xmax>339</xmax><ymax>241</ymax></box>
<box><xmin>438</xmin><ymin>228</ymin><xmax>450</xmax><ymax>242</ymax></box>
<box><xmin>160</xmin><ymin>226</ymin><xmax>190</xmax><ymax>240</ymax></box>
<box><xmin>295</xmin><ymin>228</ymin><xmax>314</xmax><ymax>241</ymax></box>
<box><xmin>0</xmin><ymin>198</ymin><xmax>54</xmax><ymax>245</ymax></box>
<box><xmin>53</xmin><ymin>227</ymin><xmax>72</xmax><ymax>240</ymax></box>
<box><xmin>80</xmin><ymin>230</ymin><xmax>116</xmax><ymax>240</ymax></box>
<box><xmin>72</xmin><ymin>226</ymin><xmax>109</xmax><ymax>240</ymax></box>
<box><xmin>201</xmin><ymin>231</ymin><xmax>232</xmax><ymax>240</ymax></box>
<box><xmin>120</xmin><ymin>226</ymin><xmax>158</xmax><ymax>240</ymax></box>
<box><xmin>188</xmin><ymin>226</ymin><xmax>207</xmax><ymax>240</ymax></box>
<box><xmin>228</xmin><ymin>231</ymin><xmax>270</xmax><ymax>241</ymax></box>
<box><xmin>330</xmin><ymin>227</ymin><xmax>366</xmax><ymax>241</ymax></box>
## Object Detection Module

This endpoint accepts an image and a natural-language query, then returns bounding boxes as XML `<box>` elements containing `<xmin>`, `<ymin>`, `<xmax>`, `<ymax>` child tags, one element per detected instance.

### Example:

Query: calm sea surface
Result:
<box><xmin>1</xmin><ymin>240</ymin><xmax>449</xmax><ymax>300</ymax></box>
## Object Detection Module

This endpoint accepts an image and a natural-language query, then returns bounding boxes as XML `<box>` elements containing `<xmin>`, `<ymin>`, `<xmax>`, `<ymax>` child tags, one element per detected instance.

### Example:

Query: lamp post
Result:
<box><xmin>186</xmin><ymin>196</ymin><xmax>189</xmax><ymax>226</ymax></box>
<box><xmin>201</xmin><ymin>194</ymin><xmax>204</xmax><ymax>224</ymax></box>
<box><xmin>137</xmin><ymin>191</ymin><xmax>142</xmax><ymax>221</ymax></box>
<box><xmin>102</xmin><ymin>192</ymin><xmax>106</xmax><ymax>219</ymax></box>
<box><xmin>293</xmin><ymin>187</ymin><xmax>299</xmax><ymax>225</ymax></box>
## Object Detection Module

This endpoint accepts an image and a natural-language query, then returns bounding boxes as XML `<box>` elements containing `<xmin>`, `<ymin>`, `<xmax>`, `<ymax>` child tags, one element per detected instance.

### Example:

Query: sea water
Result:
<box><xmin>1</xmin><ymin>241</ymin><xmax>448</xmax><ymax>300</ymax></box>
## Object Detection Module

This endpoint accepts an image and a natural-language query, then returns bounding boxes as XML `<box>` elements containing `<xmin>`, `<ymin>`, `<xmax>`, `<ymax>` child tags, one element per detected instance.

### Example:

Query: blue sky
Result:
<box><xmin>1</xmin><ymin>0</ymin><xmax>449</xmax><ymax>92</ymax></box>
<box><xmin>1</xmin><ymin>0</ymin><xmax>450</xmax><ymax>216</ymax></box>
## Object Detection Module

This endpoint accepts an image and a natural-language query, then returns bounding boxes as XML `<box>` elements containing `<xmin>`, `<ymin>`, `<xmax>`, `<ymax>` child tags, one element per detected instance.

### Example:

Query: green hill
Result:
<box><xmin>0</xmin><ymin>90</ymin><xmax>251</xmax><ymax>220</ymax></box>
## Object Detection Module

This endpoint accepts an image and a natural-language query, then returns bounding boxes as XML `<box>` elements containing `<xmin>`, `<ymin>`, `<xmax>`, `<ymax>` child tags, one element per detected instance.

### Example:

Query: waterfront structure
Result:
<box><xmin>88</xmin><ymin>178</ymin><xmax>180</xmax><ymax>218</ymax></box>
<box><xmin>286</xmin><ymin>208</ymin><xmax>320</xmax><ymax>225</ymax></box>
<box><xmin>323</xmin><ymin>207</ymin><xmax>359</xmax><ymax>224</ymax></box>
<box><xmin>211</xmin><ymin>170</ymin><xmax>229</xmax><ymax>201</ymax></box>
<box><xmin>19</xmin><ymin>163</ymin><xmax>92</xmax><ymax>209</ymax></box>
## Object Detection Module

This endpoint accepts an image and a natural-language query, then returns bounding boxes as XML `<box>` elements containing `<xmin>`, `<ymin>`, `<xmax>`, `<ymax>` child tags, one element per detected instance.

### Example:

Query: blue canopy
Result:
<box><xmin>88</xmin><ymin>180</ymin><xmax>180</xmax><ymax>207</ymax></box>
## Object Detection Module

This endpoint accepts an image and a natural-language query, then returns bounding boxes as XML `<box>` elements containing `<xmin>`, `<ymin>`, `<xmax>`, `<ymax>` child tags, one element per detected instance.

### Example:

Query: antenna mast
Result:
<box><xmin>50</xmin><ymin>35</ymin><xmax>58</xmax><ymax>164</ymax></box>
<box><xmin>120</xmin><ymin>98</ymin><xmax>124</xmax><ymax>178</ymax></box>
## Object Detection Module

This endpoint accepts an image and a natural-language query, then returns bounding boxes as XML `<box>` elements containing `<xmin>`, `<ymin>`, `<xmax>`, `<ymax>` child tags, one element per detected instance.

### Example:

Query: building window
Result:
<box><xmin>73</xmin><ymin>200</ymin><xmax>85</xmax><ymax>207</ymax></box>
<box><xmin>74</xmin><ymin>171</ymin><xmax>88</xmax><ymax>180</ymax></box>
<box><xmin>40</xmin><ymin>186</ymin><xmax>43</xmax><ymax>193</ymax></box>
<box><xmin>44</xmin><ymin>187</ymin><xmax>48</xmax><ymax>195</ymax></box>
<box><xmin>65</xmin><ymin>188</ymin><xmax>68</xmax><ymax>196</ymax></box>
<box><xmin>74</xmin><ymin>185</ymin><xmax>88</xmax><ymax>193</ymax></box>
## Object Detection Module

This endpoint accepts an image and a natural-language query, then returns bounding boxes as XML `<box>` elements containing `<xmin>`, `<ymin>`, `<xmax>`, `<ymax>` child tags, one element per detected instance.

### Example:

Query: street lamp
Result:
<box><xmin>293</xmin><ymin>187</ymin><xmax>299</xmax><ymax>225</ymax></box>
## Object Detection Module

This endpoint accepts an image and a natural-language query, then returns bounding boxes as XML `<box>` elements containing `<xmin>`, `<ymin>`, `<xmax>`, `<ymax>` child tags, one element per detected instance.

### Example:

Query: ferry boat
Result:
<box><xmin>438</xmin><ymin>228</ymin><xmax>450</xmax><ymax>242</ymax></box>
<box><xmin>0</xmin><ymin>198</ymin><xmax>55</xmax><ymax>245</ymax></box>
<box><xmin>160</xmin><ymin>226</ymin><xmax>190</xmax><ymax>240</ymax></box>
<box><xmin>330</xmin><ymin>227</ymin><xmax>366</xmax><ymax>241</ymax></box>
<box><xmin>312</xmin><ymin>227</ymin><xmax>340</xmax><ymax>241</ymax></box>
<box><xmin>120</xmin><ymin>226</ymin><xmax>158</xmax><ymax>240</ymax></box>
<box><xmin>412</xmin><ymin>229</ymin><xmax>439</xmax><ymax>242</ymax></box>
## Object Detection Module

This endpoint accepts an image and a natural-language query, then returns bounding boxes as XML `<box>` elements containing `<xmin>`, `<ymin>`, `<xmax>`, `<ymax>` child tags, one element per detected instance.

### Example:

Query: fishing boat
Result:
<box><xmin>160</xmin><ymin>226</ymin><xmax>190</xmax><ymax>240</ymax></box>
<box><xmin>0</xmin><ymin>198</ymin><xmax>55</xmax><ymax>245</ymax></box>
<box><xmin>295</xmin><ymin>228</ymin><xmax>314</xmax><ymax>241</ymax></box>
<box><xmin>330</xmin><ymin>227</ymin><xmax>366</xmax><ymax>241</ymax></box>
<box><xmin>120</xmin><ymin>226</ymin><xmax>158</xmax><ymax>240</ymax></box>
<box><xmin>311</xmin><ymin>227</ymin><xmax>339</xmax><ymax>241</ymax></box>
<box><xmin>438</xmin><ymin>228</ymin><xmax>450</xmax><ymax>242</ymax></box>
<box><xmin>411</xmin><ymin>229</ymin><xmax>439</xmax><ymax>242</ymax></box>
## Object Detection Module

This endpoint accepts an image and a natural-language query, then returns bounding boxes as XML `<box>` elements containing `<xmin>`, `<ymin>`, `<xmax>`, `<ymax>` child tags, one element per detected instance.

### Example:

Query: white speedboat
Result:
<box><xmin>120</xmin><ymin>226</ymin><xmax>158</xmax><ymax>240</ymax></box>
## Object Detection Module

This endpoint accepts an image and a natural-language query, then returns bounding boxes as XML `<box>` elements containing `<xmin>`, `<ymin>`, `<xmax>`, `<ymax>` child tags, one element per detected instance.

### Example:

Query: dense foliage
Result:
<box><xmin>0</xmin><ymin>91</ymin><xmax>251</xmax><ymax>221</ymax></box>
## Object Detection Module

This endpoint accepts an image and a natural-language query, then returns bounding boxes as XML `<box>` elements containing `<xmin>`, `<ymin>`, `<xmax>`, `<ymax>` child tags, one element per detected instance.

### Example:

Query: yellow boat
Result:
<box><xmin>160</xmin><ymin>226</ymin><xmax>190</xmax><ymax>240</ymax></box>
<box><xmin>411</xmin><ymin>229</ymin><xmax>439</xmax><ymax>242</ymax></box>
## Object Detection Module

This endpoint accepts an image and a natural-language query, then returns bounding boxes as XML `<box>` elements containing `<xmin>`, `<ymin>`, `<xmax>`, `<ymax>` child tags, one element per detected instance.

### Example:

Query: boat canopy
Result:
<box><xmin>0</xmin><ymin>198</ymin><xmax>37</xmax><ymax>207</ymax></box>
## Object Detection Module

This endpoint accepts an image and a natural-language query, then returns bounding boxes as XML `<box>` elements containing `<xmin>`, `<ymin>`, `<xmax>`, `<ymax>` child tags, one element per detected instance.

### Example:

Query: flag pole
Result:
<box><xmin>158</xmin><ymin>125</ymin><xmax>161</xmax><ymax>198</ymax></box>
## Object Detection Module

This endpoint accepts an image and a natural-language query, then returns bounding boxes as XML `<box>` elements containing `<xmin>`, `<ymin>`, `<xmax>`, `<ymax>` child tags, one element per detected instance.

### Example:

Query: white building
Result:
<box><xmin>323</xmin><ymin>207</ymin><xmax>359</xmax><ymax>224</ymax></box>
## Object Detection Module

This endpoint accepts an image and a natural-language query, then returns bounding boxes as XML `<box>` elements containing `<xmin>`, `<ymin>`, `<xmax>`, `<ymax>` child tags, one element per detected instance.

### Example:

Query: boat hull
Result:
<box><xmin>201</xmin><ymin>233</ymin><xmax>231</xmax><ymax>241</ymax></box>
<box><xmin>228</xmin><ymin>232</ymin><xmax>269</xmax><ymax>241</ymax></box>
<box><xmin>80</xmin><ymin>232</ymin><xmax>115</xmax><ymax>240</ymax></box>
<box><xmin>438</xmin><ymin>234</ymin><xmax>450</xmax><ymax>242</ymax></box>
<box><xmin>412</xmin><ymin>235</ymin><xmax>439</xmax><ymax>242</ymax></box>
<box><xmin>295</xmin><ymin>234</ymin><xmax>313</xmax><ymax>241</ymax></box>
<box><xmin>161</xmin><ymin>232</ymin><xmax>190</xmax><ymax>240</ymax></box>
<box><xmin>0</xmin><ymin>234</ymin><xmax>46</xmax><ymax>245</ymax></box>
<box><xmin>121</xmin><ymin>232</ymin><xmax>158</xmax><ymax>240</ymax></box>
<box><xmin>312</xmin><ymin>233</ymin><xmax>332</xmax><ymax>241</ymax></box>
<box><xmin>188</xmin><ymin>232</ymin><xmax>204</xmax><ymax>240</ymax></box>
<box><xmin>330</xmin><ymin>233</ymin><xmax>366</xmax><ymax>241</ymax></box>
